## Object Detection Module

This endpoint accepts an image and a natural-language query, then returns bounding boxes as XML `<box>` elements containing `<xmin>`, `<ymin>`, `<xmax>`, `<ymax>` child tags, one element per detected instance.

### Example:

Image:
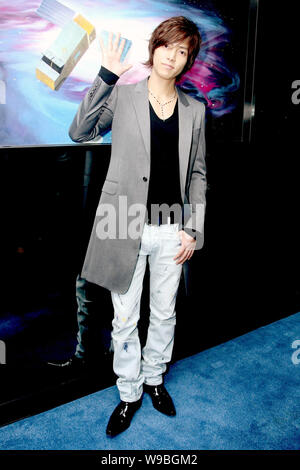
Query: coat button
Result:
<box><xmin>143</xmin><ymin>176</ymin><xmax>148</xmax><ymax>182</ymax></box>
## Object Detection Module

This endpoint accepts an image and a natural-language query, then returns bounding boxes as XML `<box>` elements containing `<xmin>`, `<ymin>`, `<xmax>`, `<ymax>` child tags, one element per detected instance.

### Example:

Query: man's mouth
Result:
<box><xmin>162</xmin><ymin>63</ymin><xmax>174</xmax><ymax>69</ymax></box>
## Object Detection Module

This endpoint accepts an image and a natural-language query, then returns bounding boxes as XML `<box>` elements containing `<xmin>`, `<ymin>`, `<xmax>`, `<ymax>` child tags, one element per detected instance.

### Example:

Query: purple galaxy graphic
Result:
<box><xmin>0</xmin><ymin>0</ymin><xmax>241</xmax><ymax>146</ymax></box>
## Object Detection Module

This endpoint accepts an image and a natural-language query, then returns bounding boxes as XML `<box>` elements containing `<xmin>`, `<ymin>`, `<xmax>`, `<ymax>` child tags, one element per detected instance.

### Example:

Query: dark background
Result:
<box><xmin>0</xmin><ymin>0</ymin><xmax>299</xmax><ymax>424</ymax></box>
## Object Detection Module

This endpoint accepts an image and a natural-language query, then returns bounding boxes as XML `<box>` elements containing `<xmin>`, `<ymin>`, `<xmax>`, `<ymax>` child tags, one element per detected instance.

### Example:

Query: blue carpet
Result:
<box><xmin>0</xmin><ymin>312</ymin><xmax>300</xmax><ymax>450</ymax></box>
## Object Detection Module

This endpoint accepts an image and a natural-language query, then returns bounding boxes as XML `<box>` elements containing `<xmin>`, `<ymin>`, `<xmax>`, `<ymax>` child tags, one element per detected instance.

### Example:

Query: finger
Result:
<box><xmin>175</xmin><ymin>255</ymin><xmax>186</xmax><ymax>264</ymax></box>
<box><xmin>108</xmin><ymin>31</ymin><xmax>113</xmax><ymax>51</ymax></box>
<box><xmin>174</xmin><ymin>242</ymin><xmax>191</xmax><ymax>258</ymax></box>
<box><xmin>176</xmin><ymin>253</ymin><xmax>189</xmax><ymax>265</ymax></box>
<box><xmin>113</xmin><ymin>32</ymin><xmax>121</xmax><ymax>50</ymax></box>
<box><xmin>99</xmin><ymin>36</ymin><xmax>105</xmax><ymax>55</ymax></box>
<box><xmin>117</xmin><ymin>37</ymin><xmax>126</xmax><ymax>58</ymax></box>
<box><xmin>175</xmin><ymin>248</ymin><xmax>189</xmax><ymax>264</ymax></box>
<box><xmin>178</xmin><ymin>246</ymin><xmax>194</xmax><ymax>264</ymax></box>
<box><xmin>174</xmin><ymin>246</ymin><xmax>185</xmax><ymax>260</ymax></box>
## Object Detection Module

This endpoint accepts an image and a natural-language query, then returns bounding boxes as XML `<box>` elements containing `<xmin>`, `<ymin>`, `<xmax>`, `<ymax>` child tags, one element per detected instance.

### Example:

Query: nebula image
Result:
<box><xmin>0</xmin><ymin>0</ymin><xmax>243</xmax><ymax>146</ymax></box>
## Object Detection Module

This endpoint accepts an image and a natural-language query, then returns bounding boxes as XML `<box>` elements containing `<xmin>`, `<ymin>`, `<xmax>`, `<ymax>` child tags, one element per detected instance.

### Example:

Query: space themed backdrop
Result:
<box><xmin>0</xmin><ymin>0</ymin><xmax>253</xmax><ymax>147</ymax></box>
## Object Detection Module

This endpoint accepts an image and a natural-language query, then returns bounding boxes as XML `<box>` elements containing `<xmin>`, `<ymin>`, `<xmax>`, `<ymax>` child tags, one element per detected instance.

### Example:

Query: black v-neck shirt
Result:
<box><xmin>147</xmin><ymin>100</ymin><xmax>182</xmax><ymax>223</ymax></box>
<box><xmin>99</xmin><ymin>67</ymin><xmax>183</xmax><ymax>224</ymax></box>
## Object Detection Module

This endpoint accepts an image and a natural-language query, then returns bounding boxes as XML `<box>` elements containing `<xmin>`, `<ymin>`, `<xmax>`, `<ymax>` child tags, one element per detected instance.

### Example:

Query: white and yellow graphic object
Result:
<box><xmin>36</xmin><ymin>14</ymin><xmax>96</xmax><ymax>90</ymax></box>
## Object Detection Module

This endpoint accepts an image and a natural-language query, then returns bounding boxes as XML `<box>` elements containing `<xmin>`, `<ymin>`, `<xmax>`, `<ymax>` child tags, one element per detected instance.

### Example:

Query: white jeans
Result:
<box><xmin>111</xmin><ymin>223</ymin><xmax>183</xmax><ymax>402</ymax></box>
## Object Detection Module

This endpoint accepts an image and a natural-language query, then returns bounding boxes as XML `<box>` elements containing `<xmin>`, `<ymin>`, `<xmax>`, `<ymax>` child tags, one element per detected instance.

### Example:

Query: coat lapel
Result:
<box><xmin>131</xmin><ymin>78</ymin><xmax>193</xmax><ymax>201</ymax></box>
<box><xmin>131</xmin><ymin>78</ymin><xmax>151</xmax><ymax>160</ymax></box>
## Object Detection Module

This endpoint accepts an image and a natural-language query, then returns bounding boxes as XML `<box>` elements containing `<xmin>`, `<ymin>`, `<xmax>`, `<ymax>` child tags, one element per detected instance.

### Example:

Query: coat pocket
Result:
<box><xmin>101</xmin><ymin>179</ymin><xmax>118</xmax><ymax>195</ymax></box>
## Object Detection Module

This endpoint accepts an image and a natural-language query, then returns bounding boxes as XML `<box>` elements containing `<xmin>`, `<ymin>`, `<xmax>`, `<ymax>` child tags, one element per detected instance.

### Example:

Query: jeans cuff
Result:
<box><xmin>143</xmin><ymin>379</ymin><xmax>163</xmax><ymax>386</ymax></box>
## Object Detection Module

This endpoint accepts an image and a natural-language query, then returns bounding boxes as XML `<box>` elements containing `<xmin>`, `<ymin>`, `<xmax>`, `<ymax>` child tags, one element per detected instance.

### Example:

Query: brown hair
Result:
<box><xmin>145</xmin><ymin>16</ymin><xmax>202</xmax><ymax>80</ymax></box>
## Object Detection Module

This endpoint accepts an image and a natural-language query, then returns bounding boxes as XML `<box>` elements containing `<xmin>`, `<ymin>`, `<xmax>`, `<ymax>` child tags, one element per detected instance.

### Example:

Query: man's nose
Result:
<box><xmin>167</xmin><ymin>48</ymin><xmax>176</xmax><ymax>61</ymax></box>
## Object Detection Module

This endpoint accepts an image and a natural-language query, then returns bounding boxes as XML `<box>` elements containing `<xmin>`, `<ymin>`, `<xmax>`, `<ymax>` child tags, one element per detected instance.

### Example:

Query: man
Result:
<box><xmin>69</xmin><ymin>16</ymin><xmax>206</xmax><ymax>437</ymax></box>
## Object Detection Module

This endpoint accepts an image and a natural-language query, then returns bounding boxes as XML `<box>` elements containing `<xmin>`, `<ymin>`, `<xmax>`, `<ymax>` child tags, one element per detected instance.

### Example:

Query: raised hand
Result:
<box><xmin>99</xmin><ymin>32</ymin><xmax>132</xmax><ymax>77</ymax></box>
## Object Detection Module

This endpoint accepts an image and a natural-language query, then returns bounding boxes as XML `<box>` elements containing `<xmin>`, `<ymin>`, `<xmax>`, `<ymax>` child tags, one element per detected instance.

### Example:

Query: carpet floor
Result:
<box><xmin>0</xmin><ymin>312</ymin><xmax>300</xmax><ymax>450</ymax></box>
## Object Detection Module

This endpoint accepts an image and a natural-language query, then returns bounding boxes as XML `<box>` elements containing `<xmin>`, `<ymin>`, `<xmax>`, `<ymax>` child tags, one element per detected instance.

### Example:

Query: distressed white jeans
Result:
<box><xmin>111</xmin><ymin>222</ymin><xmax>183</xmax><ymax>402</ymax></box>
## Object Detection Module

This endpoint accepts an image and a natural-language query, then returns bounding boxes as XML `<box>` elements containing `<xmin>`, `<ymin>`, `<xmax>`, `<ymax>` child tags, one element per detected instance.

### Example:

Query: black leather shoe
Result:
<box><xmin>47</xmin><ymin>355</ymin><xmax>88</xmax><ymax>370</ymax></box>
<box><xmin>47</xmin><ymin>350</ymin><xmax>113</xmax><ymax>370</ymax></box>
<box><xmin>106</xmin><ymin>397</ymin><xmax>143</xmax><ymax>437</ymax></box>
<box><xmin>144</xmin><ymin>383</ymin><xmax>176</xmax><ymax>416</ymax></box>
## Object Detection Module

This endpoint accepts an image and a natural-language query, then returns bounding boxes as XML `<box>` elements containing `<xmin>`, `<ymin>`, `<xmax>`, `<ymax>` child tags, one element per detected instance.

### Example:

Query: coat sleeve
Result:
<box><xmin>68</xmin><ymin>74</ymin><xmax>118</xmax><ymax>142</ymax></box>
<box><xmin>184</xmin><ymin>102</ymin><xmax>207</xmax><ymax>249</ymax></box>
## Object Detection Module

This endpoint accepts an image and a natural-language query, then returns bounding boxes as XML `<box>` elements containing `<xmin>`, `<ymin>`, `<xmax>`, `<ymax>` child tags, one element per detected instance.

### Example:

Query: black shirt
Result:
<box><xmin>147</xmin><ymin>100</ymin><xmax>182</xmax><ymax>224</ymax></box>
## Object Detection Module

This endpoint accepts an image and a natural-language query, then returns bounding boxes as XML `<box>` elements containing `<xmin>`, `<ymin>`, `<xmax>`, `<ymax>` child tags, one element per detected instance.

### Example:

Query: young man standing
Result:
<box><xmin>69</xmin><ymin>16</ymin><xmax>207</xmax><ymax>437</ymax></box>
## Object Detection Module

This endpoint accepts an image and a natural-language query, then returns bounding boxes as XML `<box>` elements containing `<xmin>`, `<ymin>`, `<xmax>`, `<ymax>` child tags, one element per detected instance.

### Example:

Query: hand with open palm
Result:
<box><xmin>99</xmin><ymin>32</ymin><xmax>132</xmax><ymax>77</ymax></box>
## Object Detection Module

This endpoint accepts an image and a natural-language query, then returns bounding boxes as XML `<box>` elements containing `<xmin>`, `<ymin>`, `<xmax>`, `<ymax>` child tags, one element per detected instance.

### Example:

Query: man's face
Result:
<box><xmin>152</xmin><ymin>37</ymin><xmax>190</xmax><ymax>81</ymax></box>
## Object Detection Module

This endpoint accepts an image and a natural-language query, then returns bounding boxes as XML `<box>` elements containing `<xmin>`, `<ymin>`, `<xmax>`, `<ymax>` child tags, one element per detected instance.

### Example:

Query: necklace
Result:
<box><xmin>148</xmin><ymin>88</ymin><xmax>177</xmax><ymax>121</ymax></box>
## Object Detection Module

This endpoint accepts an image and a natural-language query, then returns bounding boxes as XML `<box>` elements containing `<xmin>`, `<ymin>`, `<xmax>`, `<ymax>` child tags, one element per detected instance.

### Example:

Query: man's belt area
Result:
<box><xmin>146</xmin><ymin>212</ymin><xmax>177</xmax><ymax>226</ymax></box>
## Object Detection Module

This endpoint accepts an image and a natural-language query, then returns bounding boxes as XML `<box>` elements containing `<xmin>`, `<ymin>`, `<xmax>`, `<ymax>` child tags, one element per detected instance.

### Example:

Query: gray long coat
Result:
<box><xmin>69</xmin><ymin>73</ymin><xmax>207</xmax><ymax>294</ymax></box>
